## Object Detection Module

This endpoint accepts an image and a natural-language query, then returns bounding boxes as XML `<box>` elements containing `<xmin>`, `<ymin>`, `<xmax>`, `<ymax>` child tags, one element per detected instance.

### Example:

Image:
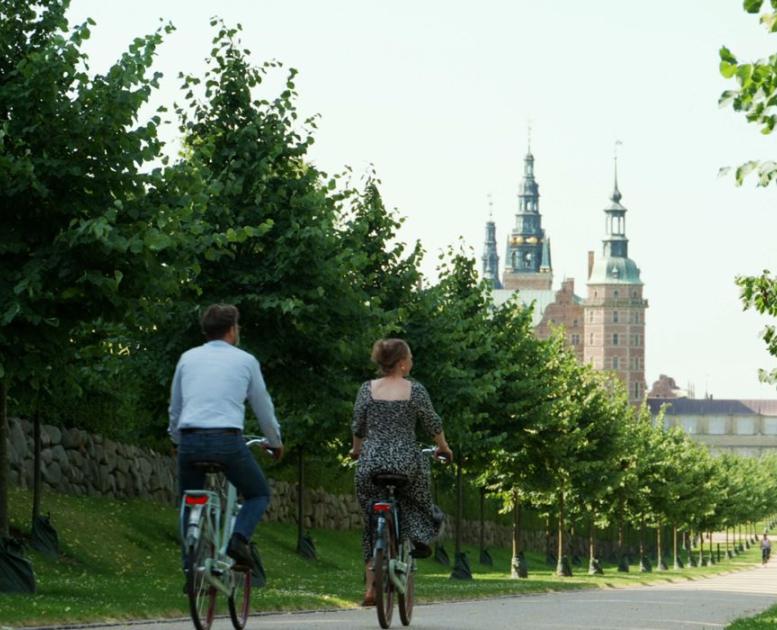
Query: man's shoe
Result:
<box><xmin>227</xmin><ymin>534</ymin><xmax>256</xmax><ymax>571</ymax></box>
<box><xmin>411</xmin><ymin>541</ymin><xmax>432</xmax><ymax>559</ymax></box>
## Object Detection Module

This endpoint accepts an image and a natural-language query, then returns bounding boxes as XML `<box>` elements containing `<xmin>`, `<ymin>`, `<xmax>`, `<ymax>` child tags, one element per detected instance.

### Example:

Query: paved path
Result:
<box><xmin>35</xmin><ymin>561</ymin><xmax>777</xmax><ymax>630</ymax></box>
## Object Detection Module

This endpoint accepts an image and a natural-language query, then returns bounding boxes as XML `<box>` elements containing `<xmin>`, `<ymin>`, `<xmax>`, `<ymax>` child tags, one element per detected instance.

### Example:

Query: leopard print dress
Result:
<box><xmin>352</xmin><ymin>380</ymin><xmax>443</xmax><ymax>561</ymax></box>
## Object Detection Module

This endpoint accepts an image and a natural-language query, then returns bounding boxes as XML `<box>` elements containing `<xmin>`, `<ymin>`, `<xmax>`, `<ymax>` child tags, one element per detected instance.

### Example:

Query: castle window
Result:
<box><xmin>573</xmin><ymin>319</ymin><xmax>578</xmax><ymax>328</ymax></box>
<box><xmin>613</xmin><ymin>311</ymin><xmax>619</xmax><ymax>323</ymax></box>
<box><xmin>589</xmin><ymin>333</ymin><xmax>594</xmax><ymax>345</ymax></box>
<box><xmin>631</xmin><ymin>290</ymin><xmax>637</xmax><ymax>298</ymax></box>
<box><xmin>614</xmin><ymin>289</ymin><xmax>619</xmax><ymax>298</ymax></box>
<box><xmin>612</xmin><ymin>333</ymin><xmax>619</xmax><ymax>345</ymax></box>
<box><xmin>571</xmin><ymin>334</ymin><xmax>580</xmax><ymax>346</ymax></box>
<box><xmin>612</xmin><ymin>357</ymin><xmax>619</xmax><ymax>370</ymax></box>
<box><xmin>589</xmin><ymin>311</ymin><xmax>594</xmax><ymax>323</ymax></box>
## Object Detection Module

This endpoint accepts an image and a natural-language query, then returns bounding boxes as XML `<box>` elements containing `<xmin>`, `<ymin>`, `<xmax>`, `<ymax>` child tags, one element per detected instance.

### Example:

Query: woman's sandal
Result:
<box><xmin>360</xmin><ymin>591</ymin><xmax>376</xmax><ymax>607</ymax></box>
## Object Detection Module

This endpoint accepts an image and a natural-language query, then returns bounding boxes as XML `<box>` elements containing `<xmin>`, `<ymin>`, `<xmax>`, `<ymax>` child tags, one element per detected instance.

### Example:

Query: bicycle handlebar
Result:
<box><xmin>421</xmin><ymin>446</ymin><xmax>452</xmax><ymax>464</ymax></box>
<box><xmin>245</xmin><ymin>436</ymin><xmax>276</xmax><ymax>456</ymax></box>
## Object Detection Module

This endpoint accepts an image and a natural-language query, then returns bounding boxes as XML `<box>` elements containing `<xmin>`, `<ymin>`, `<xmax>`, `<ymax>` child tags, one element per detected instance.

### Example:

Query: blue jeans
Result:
<box><xmin>177</xmin><ymin>430</ymin><xmax>271</xmax><ymax>543</ymax></box>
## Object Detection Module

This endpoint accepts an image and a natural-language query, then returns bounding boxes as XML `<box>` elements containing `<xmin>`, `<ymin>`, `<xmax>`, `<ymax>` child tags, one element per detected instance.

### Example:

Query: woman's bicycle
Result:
<box><xmin>370</xmin><ymin>447</ymin><xmax>448</xmax><ymax>629</ymax></box>
<box><xmin>180</xmin><ymin>436</ymin><xmax>273</xmax><ymax>630</ymax></box>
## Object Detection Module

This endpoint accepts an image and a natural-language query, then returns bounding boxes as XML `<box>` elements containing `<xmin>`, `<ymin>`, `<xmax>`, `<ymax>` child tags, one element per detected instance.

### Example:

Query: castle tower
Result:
<box><xmin>481</xmin><ymin>197</ymin><xmax>503</xmax><ymax>288</ymax></box>
<box><xmin>583</xmin><ymin>162</ymin><xmax>648</xmax><ymax>404</ymax></box>
<box><xmin>502</xmin><ymin>147</ymin><xmax>553</xmax><ymax>291</ymax></box>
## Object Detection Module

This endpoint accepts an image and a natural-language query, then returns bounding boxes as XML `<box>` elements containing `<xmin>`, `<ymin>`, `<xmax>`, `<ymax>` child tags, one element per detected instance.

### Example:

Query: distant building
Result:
<box><xmin>647</xmin><ymin>398</ymin><xmax>777</xmax><ymax>457</ymax></box>
<box><xmin>648</xmin><ymin>374</ymin><xmax>692</xmax><ymax>399</ymax></box>
<box><xmin>484</xmin><ymin>148</ymin><xmax>647</xmax><ymax>404</ymax></box>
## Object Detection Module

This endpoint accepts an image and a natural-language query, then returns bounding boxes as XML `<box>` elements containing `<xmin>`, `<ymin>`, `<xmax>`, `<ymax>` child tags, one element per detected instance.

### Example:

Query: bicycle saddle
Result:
<box><xmin>372</xmin><ymin>472</ymin><xmax>410</xmax><ymax>487</ymax></box>
<box><xmin>190</xmin><ymin>461</ymin><xmax>226</xmax><ymax>473</ymax></box>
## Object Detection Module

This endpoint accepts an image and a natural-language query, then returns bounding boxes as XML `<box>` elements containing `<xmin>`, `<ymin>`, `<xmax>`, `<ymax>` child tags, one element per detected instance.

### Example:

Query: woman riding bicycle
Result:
<box><xmin>350</xmin><ymin>338</ymin><xmax>453</xmax><ymax>607</ymax></box>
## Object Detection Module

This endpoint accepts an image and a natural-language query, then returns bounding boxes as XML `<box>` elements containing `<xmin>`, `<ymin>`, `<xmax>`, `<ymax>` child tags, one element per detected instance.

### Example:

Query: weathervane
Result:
<box><xmin>487</xmin><ymin>193</ymin><xmax>494</xmax><ymax>219</ymax></box>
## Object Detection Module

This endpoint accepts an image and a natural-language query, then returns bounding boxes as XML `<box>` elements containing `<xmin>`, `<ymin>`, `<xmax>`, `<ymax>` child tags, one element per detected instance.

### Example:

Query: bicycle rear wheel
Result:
<box><xmin>186</xmin><ymin>528</ymin><xmax>217</xmax><ymax>630</ymax></box>
<box><xmin>398</xmin><ymin>555</ymin><xmax>414</xmax><ymax>626</ymax></box>
<box><xmin>228</xmin><ymin>568</ymin><xmax>251</xmax><ymax>629</ymax></box>
<box><xmin>374</xmin><ymin>526</ymin><xmax>395</xmax><ymax>629</ymax></box>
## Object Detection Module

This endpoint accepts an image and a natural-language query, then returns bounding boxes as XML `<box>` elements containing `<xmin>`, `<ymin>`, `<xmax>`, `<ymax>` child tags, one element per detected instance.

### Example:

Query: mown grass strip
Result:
<box><xmin>0</xmin><ymin>488</ymin><xmax>762</xmax><ymax>627</ymax></box>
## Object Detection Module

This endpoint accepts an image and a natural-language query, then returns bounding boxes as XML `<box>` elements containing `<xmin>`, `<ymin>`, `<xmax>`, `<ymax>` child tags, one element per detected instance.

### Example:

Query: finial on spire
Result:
<box><xmin>612</xmin><ymin>140</ymin><xmax>623</xmax><ymax>203</ymax></box>
<box><xmin>527</xmin><ymin>120</ymin><xmax>532</xmax><ymax>154</ymax></box>
<box><xmin>487</xmin><ymin>193</ymin><xmax>494</xmax><ymax>219</ymax></box>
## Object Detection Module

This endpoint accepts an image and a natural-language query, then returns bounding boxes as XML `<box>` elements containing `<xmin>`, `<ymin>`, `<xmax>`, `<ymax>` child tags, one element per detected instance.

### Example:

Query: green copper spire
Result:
<box><xmin>505</xmin><ymin>145</ymin><xmax>551</xmax><ymax>273</ymax></box>
<box><xmin>482</xmin><ymin>194</ymin><xmax>502</xmax><ymax>288</ymax></box>
<box><xmin>588</xmin><ymin>153</ymin><xmax>642</xmax><ymax>285</ymax></box>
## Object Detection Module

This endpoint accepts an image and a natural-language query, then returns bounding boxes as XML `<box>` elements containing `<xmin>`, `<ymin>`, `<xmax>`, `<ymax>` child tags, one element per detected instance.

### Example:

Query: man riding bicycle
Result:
<box><xmin>169</xmin><ymin>304</ymin><xmax>284</xmax><ymax>570</ymax></box>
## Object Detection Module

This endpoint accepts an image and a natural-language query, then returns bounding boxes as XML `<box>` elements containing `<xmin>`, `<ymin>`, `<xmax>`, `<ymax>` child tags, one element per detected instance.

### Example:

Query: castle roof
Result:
<box><xmin>647</xmin><ymin>398</ymin><xmax>777</xmax><ymax>417</ymax></box>
<box><xmin>588</xmin><ymin>255</ymin><xmax>642</xmax><ymax>285</ymax></box>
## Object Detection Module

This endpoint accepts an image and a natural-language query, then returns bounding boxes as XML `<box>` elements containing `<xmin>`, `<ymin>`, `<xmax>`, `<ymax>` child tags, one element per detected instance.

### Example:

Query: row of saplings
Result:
<box><xmin>427</xmin><ymin>512</ymin><xmax>772</xmax><ymax>580</ymax></box>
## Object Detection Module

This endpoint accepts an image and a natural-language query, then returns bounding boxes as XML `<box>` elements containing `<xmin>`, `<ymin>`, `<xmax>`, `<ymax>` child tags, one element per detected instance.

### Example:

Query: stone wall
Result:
<box><xmin>6</xmin><ymin>417</ymin><xmax>542</xmax><ymax>549</ymax></box>
<box><xmin>8</xmin><ymin>417</ymin><xmax>176</xmax><ymax>504</ymax></box>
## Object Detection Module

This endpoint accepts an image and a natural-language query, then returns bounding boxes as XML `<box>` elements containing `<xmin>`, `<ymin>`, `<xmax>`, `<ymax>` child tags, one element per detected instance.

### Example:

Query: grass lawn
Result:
<box><xmin>727</xmin><ymin>605</ymin><xmax>777</xmax><ymax>629</ymax></box>
<box><xmin>0</xmin><ymin>487</ymin><xmax>763</xmax><ymax>627</ymax></box>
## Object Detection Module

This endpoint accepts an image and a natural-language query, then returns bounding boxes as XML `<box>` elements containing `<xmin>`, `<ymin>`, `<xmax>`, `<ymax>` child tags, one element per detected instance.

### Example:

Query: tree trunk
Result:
<box><xmin>617</xmin><ymin>520</ymin><xmax>629</xmax><ymax>572</ymax></box>
<box><xmin>545</xmin><ymin>515</ymin><xmax>553</xmax><ymax>565</ymax></box>
<box><xmin>708</xmin><ymin>531</ymin><xmax>716</xmax><ymax>564</ymax></box>
<box><xmin>455</xmin><ymin>460</ymin><xmax>463</xmax><ymax>555</ymax></box>
<box><xmin>589</xmin><ymin>520</ymin><xmax>595</xmax><ymax>564</ymax></box>
<box><xmin>588</xmin><ymin>518</ymin><xmax>603</xmax><ymax>575</ymax></box>
<box><xmin>556</xmin><ymin>491</ymin><xmax>571</xmax><ymax>576</ymax></box>
<box><xmin>0</xmin><ymin>381</ymin><xmax>8</xmax><ymax>538</ymax></box>
<box><xmin>32</xmin><ymin>402</ymin><xmax>42</xmax><ymax>524</ymax></box>
<box><xmin>479</xmin><ymin>486</ymin><xmax>485</xmax><ymax>553</ymax></box>
<box><xmin>656</xmin><ymin>526</ymin><xmax>664</xmax><ymax>570</ymax></box>
<box><xmin>672</xmin><ymin>525</ymin><xmax>679</xmax><ymax>570</ymax></box>
<box><xmin>639</xmin><ymin>521</ymin><xmax>651</xmax><ymax>572</ymax></box>
<box><xmin>511</xmin><ymin>490</ymin><xmax>527</xmax><ymax>578</ymax></box>
<box><xmin>699</xmin><ymin>530</ymin><xmax>705</xmax><ymax>566</ymax></box>
<box><xmin>297</xmin><ymin>447</ymin><xmax>304</xmax><ymax>550</ymax></box>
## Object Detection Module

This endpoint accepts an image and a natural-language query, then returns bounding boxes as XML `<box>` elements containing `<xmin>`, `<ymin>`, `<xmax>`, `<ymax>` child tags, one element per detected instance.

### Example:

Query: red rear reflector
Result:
<box><xmin>185</xmin><ymin>495</ymin><xmax>208</xmax><ymax>505</ymax></box>
<box><xmin>373</xmin><ymin>503</ymin><xmax>391</xmax><ymax>513</ymax></box>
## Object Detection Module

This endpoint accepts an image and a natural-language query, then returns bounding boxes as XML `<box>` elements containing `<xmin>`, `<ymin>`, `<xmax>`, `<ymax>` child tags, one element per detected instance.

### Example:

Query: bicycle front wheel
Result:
<box><xmin>374</xmin><ymin>526</ymin><xmax>395</xmax><ymax>629</ymax></box>
<box><xmin>228</xmin><ymin>568</ymin><xmax>251</xmax><ymax>629</ymax></box>
<box><xmin>186</xmin><ymin>532</ymin><xmax>217</xmax><ymax>630</ymax></box>
<box><xmin>398</xmin><ymin>557</ymin><xmax>414</xmax><ymax>626</ymax></box>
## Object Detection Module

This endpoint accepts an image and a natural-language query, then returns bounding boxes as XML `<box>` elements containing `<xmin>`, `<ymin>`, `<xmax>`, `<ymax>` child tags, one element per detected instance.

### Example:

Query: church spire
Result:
<box><xmin>611</xmin><ymin>155</ymin><xmax>622</xmax><ymax>203</ymax></box>
<box><xmin>482</xmin><ymin>194</ymin><xmax>502</xmax><ymax>288</ymax></box>
<box><xmin>501</xmin><ymin>140</ymin><xmax>553</xmax><ymax>291</ymax></box>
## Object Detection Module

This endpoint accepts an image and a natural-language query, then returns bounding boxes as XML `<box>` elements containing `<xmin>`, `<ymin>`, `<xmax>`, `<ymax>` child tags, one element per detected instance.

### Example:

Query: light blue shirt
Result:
<box><xmin>168</xmin><ymin>340</ymin><xmax>282</xmax><ymax>447</ymax></box>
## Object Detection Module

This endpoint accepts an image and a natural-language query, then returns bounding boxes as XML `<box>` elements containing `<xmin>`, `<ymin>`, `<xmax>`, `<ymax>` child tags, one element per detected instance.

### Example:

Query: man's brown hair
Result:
<box><xmin>200</xmin><ymin>304</ymin><xmax>239</xmax><ymax>341</ymax></box>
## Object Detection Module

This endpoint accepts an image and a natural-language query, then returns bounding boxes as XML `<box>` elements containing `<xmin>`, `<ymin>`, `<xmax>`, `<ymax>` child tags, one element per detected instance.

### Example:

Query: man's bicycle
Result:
<box><xmin>370</xmin><ymin>447</ymin><xmax>448</xmax><ymax>629</ymax></box>
<box><xmin>181</xmin><ymin>436</ymin><xmax>273</xmax><ymax>630</ymax></box>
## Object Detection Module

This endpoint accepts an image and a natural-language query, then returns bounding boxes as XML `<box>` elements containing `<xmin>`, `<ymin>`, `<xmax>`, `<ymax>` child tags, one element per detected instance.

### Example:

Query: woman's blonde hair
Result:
<box><xmin>371</xmin><ymin>338</ymin><xmax>411</xmax><ymax>375</ymax></box>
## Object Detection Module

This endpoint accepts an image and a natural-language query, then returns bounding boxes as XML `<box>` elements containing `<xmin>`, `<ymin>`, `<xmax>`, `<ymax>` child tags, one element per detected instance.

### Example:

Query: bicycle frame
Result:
<box><xmin>373</xmin><ymin>499</ymin><xmax>412</xmax><ymax>595</ymax></box>
<box><xmin>181</xmin><ymin>479</ymin><xmax>241</xmax><ymax>597</ymax></box>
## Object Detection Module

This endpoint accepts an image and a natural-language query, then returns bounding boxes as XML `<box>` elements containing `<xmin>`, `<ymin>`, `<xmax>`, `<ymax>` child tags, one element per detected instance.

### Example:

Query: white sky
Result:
<box><xmin>67</xmin><ymin>0</ymin><xmax>777</xmax><ymax>399</ymax></box>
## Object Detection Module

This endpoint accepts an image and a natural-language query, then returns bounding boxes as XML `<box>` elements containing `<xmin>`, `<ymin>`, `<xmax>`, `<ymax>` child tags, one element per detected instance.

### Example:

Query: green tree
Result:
<box><xmin>479</xmin><ymin>295</ymin><xmax>549</xmax><ymax>578</ymax></box>
<box><xmin>0</xmin><ymin>0</ymin><xmax>181</xmax><ymax>539</ymax></box>
<box><xmin>719</xmin><ymin>1</ymin><xmax>777</xmax><ymax>387</ymax></box>
<box><xmin>168</xmin><ymin>23</ymin><xmax>427</xmax><ymax>557</ymax></box>
<box><xmin>404</xmin><ymin>248</ymin><xmax>496</xmax><ymax>579</ymax></box>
